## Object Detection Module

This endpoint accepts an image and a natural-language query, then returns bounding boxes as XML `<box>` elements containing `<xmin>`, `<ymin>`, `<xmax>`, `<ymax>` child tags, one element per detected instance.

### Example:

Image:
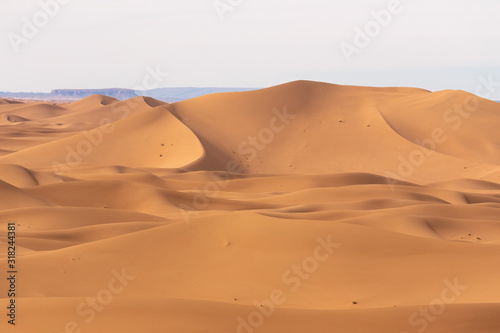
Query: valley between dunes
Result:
<box><xmin>1</xmin><ymin>80</ymin><xmax>500</xmax><ymax>332</ymax></box>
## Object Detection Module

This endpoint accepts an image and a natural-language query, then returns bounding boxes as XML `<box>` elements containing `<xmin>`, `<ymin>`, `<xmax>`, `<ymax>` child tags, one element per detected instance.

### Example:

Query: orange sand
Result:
<box><xmin>1</xmin><ymin>81</ymin><xmax>500</xmax><ymax>332</ymax></box>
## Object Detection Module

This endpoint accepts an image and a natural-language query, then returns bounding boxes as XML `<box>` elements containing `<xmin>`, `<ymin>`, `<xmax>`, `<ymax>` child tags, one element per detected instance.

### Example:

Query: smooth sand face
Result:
<box><xmin>1</xmin><ymin>81</ymin><xmax>500</xmax><ymax>333</ymax></box>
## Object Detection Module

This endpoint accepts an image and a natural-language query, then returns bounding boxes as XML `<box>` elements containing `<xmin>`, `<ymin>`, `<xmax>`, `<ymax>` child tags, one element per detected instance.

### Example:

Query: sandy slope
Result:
<box><xmin>1</xmin><ymin>81</ymin><xmax>500</xmax><ymax>332</ymax></box>
<box><xmin>0</xmin><ymin>103</ymin><xmax>204</xmax><ymax>170</ymax></box>
<box><xmin>170</xmin><ymin>81</ymin><xmax>500</xmax><ymax>182</ymax></box>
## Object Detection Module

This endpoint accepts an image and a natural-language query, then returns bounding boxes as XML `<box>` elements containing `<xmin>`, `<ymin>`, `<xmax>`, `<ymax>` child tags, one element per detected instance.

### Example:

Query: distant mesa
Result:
<box><xmin>0</xmin><ymin>87</ymin><xmax>258</xmax><ymax>103</ymax></box>
<box><xmin>50</xmin><ymin>89</ymin><xmax>138</xmax><ymax>101</ymax></box>
<box><xmin>0</xmin><ymin>89</ymin><xmax>137</xmax><ymax>102</ymax></box>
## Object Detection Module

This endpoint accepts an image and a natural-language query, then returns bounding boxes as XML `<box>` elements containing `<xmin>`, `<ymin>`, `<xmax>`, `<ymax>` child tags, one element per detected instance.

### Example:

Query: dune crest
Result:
<box><xmin>1</xmin><ymin>81</ymin><xmax>500</xmax><ymax>333</ymax></box>
<box><xmin>64</xmin><ymin>94</ymin><xmax>119</xmax><ymax>110</ymax></box>
<box><xmin>169</xmin><ymin>80</ymin><xmax>497</xmax><ymax>183</ymax></box>
<box><xmin>0</xmin><ymin>105</ymin><xmax>204</xmax><ymax>170</ymax></box>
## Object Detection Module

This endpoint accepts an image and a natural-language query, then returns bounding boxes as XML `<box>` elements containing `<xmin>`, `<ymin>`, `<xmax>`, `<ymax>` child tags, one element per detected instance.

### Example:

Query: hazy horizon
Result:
<box><xmin>1</xmin><ymin>0</ymin><xmax>500</xmax><ymax>99</ymax></box>
<box><xmin>2</xmin><ymin>2</ymin><xmax>500</xmax><ymax>332</ymax></box>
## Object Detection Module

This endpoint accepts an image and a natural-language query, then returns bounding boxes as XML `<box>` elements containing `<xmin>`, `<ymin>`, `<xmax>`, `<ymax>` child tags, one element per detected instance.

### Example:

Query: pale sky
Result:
<box><xmin>1</xmin><ymin>0</ymin><xmax>500</xmax><ymax>99</ymax></box>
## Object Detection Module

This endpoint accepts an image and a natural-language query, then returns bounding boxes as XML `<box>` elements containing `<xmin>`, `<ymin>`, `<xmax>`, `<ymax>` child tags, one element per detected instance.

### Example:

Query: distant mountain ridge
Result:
<box><xmin>51</xmin><ymin>88</ymin><xmax>138</xmax><ymax>100</ymax></box>
<box><xmin>142</xmin><ymin>87</ymin><xmax>258</xmax><ymax>102</ymax></box>
<box><xmin>0</xmin><ymin>87</ymin><xmax>258</xmax><ymax>103</ymax></box>
<box><xmin>0</xmin><ymin>89</ymin><xmax>137</xmax><ymax>101</ymax></box>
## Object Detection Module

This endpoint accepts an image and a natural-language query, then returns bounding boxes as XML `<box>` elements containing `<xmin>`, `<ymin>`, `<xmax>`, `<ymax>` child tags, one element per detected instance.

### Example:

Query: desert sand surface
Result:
<box><xmin>1</xmin><ymin>80</ymin><xmax>500</xmax><ymax>332</ymax></box>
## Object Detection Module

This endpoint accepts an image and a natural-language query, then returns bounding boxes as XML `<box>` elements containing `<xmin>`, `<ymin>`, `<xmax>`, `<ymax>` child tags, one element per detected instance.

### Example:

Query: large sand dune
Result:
<box><xmin>1</xmin><ymin>81</ymin><xmax>499</xmax><ymax>332</ymax></box>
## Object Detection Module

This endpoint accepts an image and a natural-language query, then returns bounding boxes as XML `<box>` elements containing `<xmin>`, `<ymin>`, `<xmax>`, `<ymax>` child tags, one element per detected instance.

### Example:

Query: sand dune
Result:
<box><xmin>63</xmin><ymin>94</ymin><xmax>119</xmax><ymax>110</ymax></box>
<box><xmin>51</xmin><ymin>96</ymin><xmax>166</xmax><ymax>127</ymax></box>
<box><xmin>0</xmin><ymin>114</ymin><xmax>31</xmax><ymax>124</ymax></box>
<box><xmin>0</xmin><ymin>99</ymin><xmax>23</xmax><ymax>105</ymax></box>
<box><xmin>0</xmin><ymin>102</ymin><xmax>70</xmax><ymax>120</ymax></box>
<box><xmin>0</xmin><ymin>179</ymin><xmax>51</xmax><ymax>209</ymax></box>
<box><xmin>0</xmin><ymin>104</ymin><xmax>204</xmax><ymax>170</ymax></box>
<box><xmin>1</xmin><ymin>81</ymin><xmax>500</xmax><ymax>332</ymax></box>
<box><xmin>378</xmin><ymin>89</ymin><xmax>500</xmax><ymax>165</ymax></box>
<box><xmin>170</xmin><ymin>81</ymin><xmax>497</xmax><ymax>182</ymax></box>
